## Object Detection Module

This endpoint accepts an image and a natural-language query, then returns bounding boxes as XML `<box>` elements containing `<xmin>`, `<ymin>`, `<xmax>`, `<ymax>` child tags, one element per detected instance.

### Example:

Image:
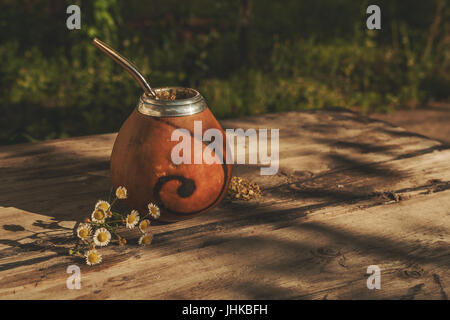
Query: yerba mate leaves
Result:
<box><xmin>227</xmin><ymin>176</ymin><xmax>262</xmax><ymax>201</ymax></box>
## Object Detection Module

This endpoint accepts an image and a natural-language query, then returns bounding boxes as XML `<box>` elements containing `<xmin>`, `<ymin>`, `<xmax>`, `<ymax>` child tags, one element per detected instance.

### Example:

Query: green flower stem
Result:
<box><xmin>71</xmin><ymin>241</ymin><xmax>91</xmax><ymax>256</ymax></box>
<box><xmin>103</xmin><ymin>223</ymin><xmax>122</xmax><ymax>240</ymax></box>
<box><xmin>108</xmin><ymin>186</ymin><xmax>114</xmax><ymax>203</ymax></box>
<box><xmin>110</xmin><ymin>211</ymin><xmax>123</xmax><ymax>219</ymax></box>
<box><xmin>110</xmin><ymin>197</ymin><xmax>118</xmax><ymax>208</ymax></box>
<box><xmin>104</xmin><ymin>219</ymin><xmax>123</xmax><ymax>224</ymax></box>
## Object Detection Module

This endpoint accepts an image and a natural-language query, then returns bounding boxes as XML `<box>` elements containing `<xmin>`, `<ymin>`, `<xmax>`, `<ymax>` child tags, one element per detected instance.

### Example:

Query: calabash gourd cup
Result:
<box><xmin>110</xmin><ymin>88</ymin><xmax>232</xmax><ymax>222</ymax></box>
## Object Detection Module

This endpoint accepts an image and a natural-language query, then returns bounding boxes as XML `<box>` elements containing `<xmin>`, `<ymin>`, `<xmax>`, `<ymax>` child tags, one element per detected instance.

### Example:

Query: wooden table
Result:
<box><xmin>0</xmin><ymin>109</ymin><xmax>449</xmax><ymax>300</ymax></box>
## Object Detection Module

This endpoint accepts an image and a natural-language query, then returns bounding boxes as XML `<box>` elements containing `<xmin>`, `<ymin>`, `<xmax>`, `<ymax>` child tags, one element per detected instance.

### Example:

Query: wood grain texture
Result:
<box><xmin>0</xmin><ymin>109</ymin><xmax>448</xmax><ymax>300</ymax></box>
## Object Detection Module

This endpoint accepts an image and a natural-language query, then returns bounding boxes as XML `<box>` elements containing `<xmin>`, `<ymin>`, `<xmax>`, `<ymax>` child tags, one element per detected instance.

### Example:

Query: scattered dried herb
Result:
<box><xmin>227</xmin><ymin>176</ymin><xmax>262</xmax><ymax>200</ymax></box>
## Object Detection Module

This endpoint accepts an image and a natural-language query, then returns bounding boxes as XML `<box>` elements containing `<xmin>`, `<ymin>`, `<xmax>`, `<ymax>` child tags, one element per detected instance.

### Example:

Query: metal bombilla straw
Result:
<box><xmin>92</xmin><ymin>38</ymin><xmax>157</xmax><ymax>98</ymax></box>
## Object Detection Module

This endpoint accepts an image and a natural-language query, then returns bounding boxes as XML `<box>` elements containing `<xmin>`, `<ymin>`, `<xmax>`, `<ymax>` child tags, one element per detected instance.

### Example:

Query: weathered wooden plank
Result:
<box><xmin>0</xmin><ymin>189</ymin><xmax>448</xmax><ymax>299</ymax></box>
<box><xmin>0</xmin><ymin>109</ymin><xmax>448</xmax><ymax>299</ymax></box>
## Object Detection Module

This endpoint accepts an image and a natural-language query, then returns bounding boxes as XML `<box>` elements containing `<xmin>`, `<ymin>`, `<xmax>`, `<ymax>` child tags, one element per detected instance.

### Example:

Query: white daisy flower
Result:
<box><xmin>138</xmin><ymin>233</ymin><xmax>153</xmax><ymax>246</ymax></box>
<box><xmin>125</xmin><ymin>210</ymin><xmax>140</xmax><ymax>229</ymax></box>
<box><xmin>138</xmin><ymin>219</ymin><xmax>151</xmax><ymax>233</ymax></box>
<box><xmin>91</xmin><ymin>208</ymin><xmax>106</xmax><ymax>223</ymax></box>
<box><xmin>93</xmin><ymin>227</ymin><xmax>111</xmax><ymax>247</ymax></box>
<box><xmin>148</xmin><ymin>203</ymin><xmax>160</xmax><ymax>219</ymax></box>
<box><xmin>85</xmin><ymin>249</ymin><xmax>102</xmax><ymax>266</ymax></box>
<box><xmin>95</xmin><ymin>200</ymin><xmax>110</xmax><ymax>213</ymax></box>
<box><xmin>76</xmin><ymin>223</ymin><xmax>92</xmax><ymax>240</ymax></box>
<box><xmin>115</xmin><ymin>186</ymin><xmax>127</xmax><ymax>199</ymax></box>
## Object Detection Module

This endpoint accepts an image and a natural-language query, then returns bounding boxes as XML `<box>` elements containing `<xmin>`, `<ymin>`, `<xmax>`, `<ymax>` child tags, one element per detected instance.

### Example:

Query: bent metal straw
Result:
<box><xmin>92</xmin><ymin>38</ymin><xmax>157</xmax><ymax>97</ymax></box>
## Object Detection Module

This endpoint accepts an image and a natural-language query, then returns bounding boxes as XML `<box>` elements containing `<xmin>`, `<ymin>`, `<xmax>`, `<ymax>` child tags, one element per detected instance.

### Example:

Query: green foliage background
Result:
<box><xmin>0</xmin><ymin>0</ymin><xmax>448</xmax><ymax>144</ymax></box>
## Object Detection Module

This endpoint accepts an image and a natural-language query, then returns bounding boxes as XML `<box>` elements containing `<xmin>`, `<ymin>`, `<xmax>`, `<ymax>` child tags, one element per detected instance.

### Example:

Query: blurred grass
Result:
<box><xmin>0</xmin><ymin>0</ymin><xmax>448</xmax><ymax>145</ymax></box>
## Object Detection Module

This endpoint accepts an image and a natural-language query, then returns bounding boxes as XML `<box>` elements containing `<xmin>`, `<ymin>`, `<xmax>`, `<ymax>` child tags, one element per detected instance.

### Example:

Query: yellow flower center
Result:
<box><xmin>97</xmin><ymin>232</ymin><xmax>107</xmax><ymax>242</ymax></box>
<box><xmin>98</xmin><ymin>203</ymin><xmax>109</xmax><ymax>211</ymax></box>
<box><xmin>127</xmin><ymin>214</ymin><xmax>136</xmax><ymax>224</ymax></box>
<box><xmin>142</xmin><ymin>235</ymin><xmax>151</xmax><ymax>245</ymax></box>
<box><xmin>94</xmin><ymin>210</ymin><xmax>105</xmax><ymax>220</ymax></box>
<box><xmin>117</xmin><ymin>189</ymin><xmax>126</xmax><ymax>199</ymax></box>
<box><xmin>87</xmin><ymin>252</ymin><xmax>99</xmax><ymax>264</ymax></box>
<box><xmin>140</xmin><ymin>220</ymin><xmax>149</xmax><ymax>230</ymax></box>
<box><xmin>79</xmin><ymin>228</ymin><xmax>89</xmax><ymax>238</ymax></box>
<box><xmin>150</xmin><ymin>207</ymin><xmax>157</xmax><ymax>216</ymax></box>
